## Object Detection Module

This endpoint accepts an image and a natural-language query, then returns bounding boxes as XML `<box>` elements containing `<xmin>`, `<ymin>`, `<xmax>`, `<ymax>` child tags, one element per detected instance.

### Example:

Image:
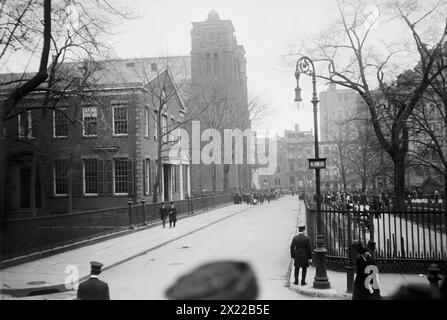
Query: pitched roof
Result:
<box><xmin>0</xmin><ymin>56</ymin><xmax>192</xmax><ymax>91</ymax></box>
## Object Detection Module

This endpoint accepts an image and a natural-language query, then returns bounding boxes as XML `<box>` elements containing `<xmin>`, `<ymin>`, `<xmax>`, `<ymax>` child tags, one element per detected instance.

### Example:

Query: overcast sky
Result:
<box><xmin>6</xmin><ymin>0</ymin><xmax>442</xmax><ymax>135</ymax></box>
<box><xmin>106</xmin><ymin>0</ymin><xmax>339</xmax><ymax>135</ymax></box>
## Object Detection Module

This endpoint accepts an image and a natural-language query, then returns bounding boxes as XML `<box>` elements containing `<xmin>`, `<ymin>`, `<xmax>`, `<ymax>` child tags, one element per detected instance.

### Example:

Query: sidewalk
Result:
<box><xmin>288</xmin><ymin>264</ymin><xmax>432</xmax><ymax>299</ymax></box>
<box><xmin>288</xmin><ymin>200</ymin><xmax>442</xmax><ymax>299</ymax></box>
<box><xmin>0</xmin><ymin>203</ymin><xmax>251</xmax><ymax>298</ymax></box>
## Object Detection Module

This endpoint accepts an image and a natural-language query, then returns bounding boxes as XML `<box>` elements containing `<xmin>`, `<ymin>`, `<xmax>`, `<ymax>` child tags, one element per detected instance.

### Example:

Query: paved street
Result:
<box><xmin>1</xmin><ymin>196</ymin><xmax>318</xmax><ymax>300</ymax></box>
<box><xmin>89</xmin><ymin>195</ymin><xmax>310</xmax><ymax>300</ymax></box>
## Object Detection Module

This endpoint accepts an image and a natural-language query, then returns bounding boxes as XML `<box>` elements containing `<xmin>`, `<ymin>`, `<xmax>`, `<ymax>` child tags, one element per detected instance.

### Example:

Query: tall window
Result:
<box><xmin>54</xmin><ymin>159</ymin><xmax>68</xmax><ymax>195</ymax></box>
<box><xmin>18</xmin><ymin>110</ymin><xmax>33</xmax><ymax>138</ymax></box>
<box><xmin>144</xmin><ymin>108</ymin><xmax>150</xmax><ymax>138</ymax></box>
<box><xmin>162</xmin><ymin>114</ymin><xmax>168</xmax><ymax>142</ymax></box>
<box><xmin>154</xmin><ymin>112</ymin><xmax>159</xmax><ymax>140</ymax></box>
<box><xmin>84</xmin><ymin>159</ymin><xmax>98</xmax><ymax>195</ymax></box>
<box><xmin>53</xmin><ymin>109</ymin><xmax>68</xmax><ymax>138</ymax></box>
<box><xmin>83</xmin><ymin>106</ymin><xmax>97</xmax><ymax>136</ymax></box>
<box><xmin>114</xmin><ymin>158</ymin><xmax>128</xmax><ymax>194</ymax></box>
<box><xmin>144</xmin><ymin>158</ymin><xmax>152</xmax><ymax>195</ymax></box>
<box><xmin>113</xmin><ymin>106</ymin><xmax>128</xmax><ymax>135</ymax></box>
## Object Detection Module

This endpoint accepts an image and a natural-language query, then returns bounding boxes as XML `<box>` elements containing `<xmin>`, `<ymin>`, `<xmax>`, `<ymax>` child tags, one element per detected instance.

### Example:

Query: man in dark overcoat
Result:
<box><xmin>290</xmin><ymin>226</ymin><xmax>312</xmax><ymax>285</ymax></box>
<box><xmin>77</xmin><ymin>261</ymin><xmax>110</xmax><ymax>300</ymax></box>
<box><xmin>160</xmin><ymin>202</ymin><xmax>168</xmax><ymax>228</ymax></box>
<box><xmin>169</xmin><ymin>201</ymin><xmax>177</xmax><ymax>228</ymax></box>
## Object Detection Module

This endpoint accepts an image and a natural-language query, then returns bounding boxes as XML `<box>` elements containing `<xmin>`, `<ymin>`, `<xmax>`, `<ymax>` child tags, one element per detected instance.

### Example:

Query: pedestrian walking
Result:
<box><xmin>160</xmin><ymin>202</ymin><xmax>168</xmax><ymax>228</ymax></box>
<box><xmin>352</xmin><ymin>245</ymin><xmax>381</xmax><ymax>300</ymax></box>
<box><xmin>77</xmin><ymin>261</ymin><xmax>110</xmax><ymax>300</ymax></box>
<box><xmin>290</xmin><ymin>226</ymin><xmax>312</xmax><ymax>286</ymax></box>
<box><xmin>169</xmin><ymin>201</ymin><xmax>177</xmax><ymax>228</ymax></box>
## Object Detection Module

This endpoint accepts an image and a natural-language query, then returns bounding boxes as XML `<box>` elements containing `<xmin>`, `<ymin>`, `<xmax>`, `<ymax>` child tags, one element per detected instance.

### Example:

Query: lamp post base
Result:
<box><xmin>345</xmin><ymin>262</ymin><xmax>355</xmax><ymax>293</ymax></box>
<box><xmin>313</xmin><ymin>235</ymin><xmax>331</xmax><ymax>289</ymax></box>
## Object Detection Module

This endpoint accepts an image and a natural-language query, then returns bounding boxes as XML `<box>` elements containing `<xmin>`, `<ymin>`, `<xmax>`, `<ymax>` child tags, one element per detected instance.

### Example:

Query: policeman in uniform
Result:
<box><xmin>77</xmin><ymin>261</ymin><xmax>110</xmax><ymax>300</ymax></box>
<box><xmin>290</xmin><ymin>226</ymin><xmax>312</xmax><ymax>285</ymax></box>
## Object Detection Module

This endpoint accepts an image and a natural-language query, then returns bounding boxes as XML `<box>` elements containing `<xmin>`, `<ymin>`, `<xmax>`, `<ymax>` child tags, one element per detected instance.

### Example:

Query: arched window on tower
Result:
<box><xmin>206</xmin><ymin>53</ymin><xmax>212</xmax><ymax>75</ymax></box>
<box><xmin>213</xmin><ymin>53</ymin><xmax>219</xmax><ymax>75</ymax></box>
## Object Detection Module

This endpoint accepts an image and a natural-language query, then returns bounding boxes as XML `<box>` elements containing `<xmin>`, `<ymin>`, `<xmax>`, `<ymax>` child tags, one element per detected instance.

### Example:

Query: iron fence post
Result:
<box><xmin>141</xmin><ymin>199</ymin><xmax>146</xmax><ymax>226</ymax></box>
<box><xmin>346</xmin><ymin>208</ymin><xmax>355</xmax><ymax>293</ymax></box>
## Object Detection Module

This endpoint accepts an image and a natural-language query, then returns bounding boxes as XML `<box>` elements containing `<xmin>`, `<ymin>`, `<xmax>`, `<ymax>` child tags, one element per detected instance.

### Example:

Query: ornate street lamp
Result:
<box><xmin>294</xmin><ymin>56</ymin><xmax>331</xmax><ymax>289</ymax></box>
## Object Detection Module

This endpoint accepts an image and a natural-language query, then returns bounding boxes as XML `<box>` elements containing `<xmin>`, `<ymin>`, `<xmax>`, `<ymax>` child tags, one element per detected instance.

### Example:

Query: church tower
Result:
<box><xmin>189</xmin><ymin>10</ymin><xmax>251</xmax><ymax>193</ymax></box>
<box><xmin>191</xmin><ymin>10</ymin><xmax>248</xmax><ymax>109</ymax></box>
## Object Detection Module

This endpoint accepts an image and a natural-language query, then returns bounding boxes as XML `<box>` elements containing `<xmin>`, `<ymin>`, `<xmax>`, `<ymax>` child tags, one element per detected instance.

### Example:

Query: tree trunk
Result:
<box><xmin>39</xmin><ymin>158</ymin><xmax>46</xmax><ymax>214</ymax></box>
<box><xmin>153</xmin><ymin>121</ymin><xmax>163</xmax><ymax>203</ymax></box>
<box><xmin>444</xmin><ymin>172</ymin><xmax>447</xmax><ymax>205</ymax></box>
<box><xmin>393</xmin><ymin>152</ymin><xmax>406</xmax><ymax>209</ymax></box>
<box><xmin>361</xmin><ymin>178</ymin><xmax>366</xmax><ymax>193</ymax></box>
<box><xmin>153</xmin><ymin>155</ymin><xmax>162</xmax><ymax>203</ymax></box>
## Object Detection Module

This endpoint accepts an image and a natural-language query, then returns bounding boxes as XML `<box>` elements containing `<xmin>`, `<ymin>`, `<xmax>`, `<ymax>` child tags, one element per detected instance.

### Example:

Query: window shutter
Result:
<box><xmin>98</xmin><ymin>159</ymin><xmax>105</xmax><ymax>194</ymax></box>
<box><xmin>74</xmin><ymin>158</ymin><xmax>83</xmax><ymax>195</ymax></box>
<box><xmin>142</xmin><ymin>159</ymin><xmax>146</xmax><ymax>195</ymax></box>
<box><xmin>128</xmin><ymin>158</ymin><xmax>133</xmax><ymax>195</ymax></box>
<box><xmin>106</xmin><ymin>159</ymin><xmax>113</xmax><ymax>194</ymax></box>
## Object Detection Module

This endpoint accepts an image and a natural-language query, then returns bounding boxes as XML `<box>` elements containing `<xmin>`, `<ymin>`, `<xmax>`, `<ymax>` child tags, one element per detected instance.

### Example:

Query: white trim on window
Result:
<box><xmin>83</xmin><ymin>158</ymin><xmax>99</xmax><ymax>196</ymax></box>
<box><xmin>53</xmin><ymin>159</ymin><xmax>68</xmax><ymax>197</ymax></box>
<box><xmin>144</xmin><ymin>107</ymin><xmax>152</xmax><ymax>138</ymax></box>
<box><xmin>112</xmin><ymin>105</ymin><xmax>128</xmax><ymax>136</ymax></box>
<box><xmin>82</xmin><ymin>106</ymin><xmax>98</xmax><ymax>137</ymax></box>
<box><xmin>112</xmin><ymin>158</ymin><xmax>129</xmax><ymax>196</ymax></box>
<box><xmin>53</xmin><ymin>109</ymin><xmax>68</xmax><ymax>138</ymax></box>
<box><xmin>18</xmin><ymin>110</ymin><xmax>34</xmax><ymax>139</ymax></box>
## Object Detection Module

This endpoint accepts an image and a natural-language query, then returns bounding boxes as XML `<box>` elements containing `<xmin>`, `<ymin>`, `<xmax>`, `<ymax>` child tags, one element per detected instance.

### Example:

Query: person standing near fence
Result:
<box><xmin>352</xmin><ymin>245</ymin><xmax>381</xmax><ymax>300</ymax></box>
<box><xmin>169</xmin><ymin>201</ymin><xmax>177</xmax><ymax>228</ymax></box>
<box><xmin>160</xmin><ymin>202</ymin><xmax>168</xmax><ymax>228</ymax></box>
<box><xmin>290</xmin><ymin>226</ymin><xmax>312</xmax><ymax>286</ymax></box>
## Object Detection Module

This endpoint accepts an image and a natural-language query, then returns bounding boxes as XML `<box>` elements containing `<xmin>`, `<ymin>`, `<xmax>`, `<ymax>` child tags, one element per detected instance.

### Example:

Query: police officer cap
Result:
<box><xmin>90</xmin><ymin>261</ymin><xmax>103</xmax><ymax>270</ymax></box>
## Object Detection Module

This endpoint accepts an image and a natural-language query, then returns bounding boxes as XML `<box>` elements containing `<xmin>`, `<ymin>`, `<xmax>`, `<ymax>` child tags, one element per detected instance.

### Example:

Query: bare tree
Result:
<box><xmin>346</xmin><ymin>118</ymin><xmax>394</xmax><ymax>192</ymax></box>
<box><xmin>408</xmin><ymin>49</ymin><xmax>447</xmax><ymax>201</ymax></box>
<box><xmin>1</xmin><ymin>0</ymin><xmax>132</xmax><ymax>215</ymax></box>
<box><xmin>187</xmin><ymin>80</ymin><xmax>242</xmax><ymax>194</ymax></box>
<box><xmin>134</xmin><ymin>57</ymin><xmax>211</xmax><ymax>202</ymax></box>
<box><xmin>290</xmin><ymin>0</ymin><xmax>447</xmax><ymax>206</ymax></box>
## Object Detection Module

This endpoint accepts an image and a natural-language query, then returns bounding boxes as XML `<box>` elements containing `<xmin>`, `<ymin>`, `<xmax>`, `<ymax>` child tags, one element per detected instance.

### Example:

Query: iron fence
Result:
<box><xmin>1</xmin><ymin>194</ymin><xmax>234</xmax><ymax>261</ymax></box>
<box><xmin>304</xmin><ymin>199</ymin><xmax>447</xmax><ymax>273</ymax></box>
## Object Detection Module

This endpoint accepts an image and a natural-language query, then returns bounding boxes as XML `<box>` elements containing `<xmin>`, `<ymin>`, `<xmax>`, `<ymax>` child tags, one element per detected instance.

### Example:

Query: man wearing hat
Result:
<box><xmin>160</xmin><ymin>202</ymin><xmax>168</xmax><ymax>228</ymax></box>
<box><xmin>169</xmin><ymin>201</ymin><xmax>177</xmax><ymax>228</ymax></box>
<box><xmin>77</xmin><ymin>261</ymin><xmax>110</xmax><ymax>300</ymax></box>
<box><xmin>290</xmin><ymin>225</ymin><xmax>312</xmax><ymax>285</ymax></box>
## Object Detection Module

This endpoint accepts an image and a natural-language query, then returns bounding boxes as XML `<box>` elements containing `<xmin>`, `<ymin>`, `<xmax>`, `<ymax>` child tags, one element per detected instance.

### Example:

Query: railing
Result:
<box><xmin>304</xmin><ymin>198</ymin><xmax>447</xmax><ymax>273</ymax></box>
<box><xmin>1</xmin><ymin>194</ymin><xmax>234</xmax><ymax>261</ymax></box>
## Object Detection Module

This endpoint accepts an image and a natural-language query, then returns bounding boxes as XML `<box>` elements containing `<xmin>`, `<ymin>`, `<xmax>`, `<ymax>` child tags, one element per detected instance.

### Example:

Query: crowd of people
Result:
<box><xmin>233</xmin><ymin>188</ymin><xmax>283</xmax><ymax>205</ymax></box>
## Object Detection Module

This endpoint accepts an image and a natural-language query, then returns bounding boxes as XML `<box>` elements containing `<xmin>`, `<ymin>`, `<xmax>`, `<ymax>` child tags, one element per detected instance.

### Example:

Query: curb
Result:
<box><xmin>1</xmin><ymin>204</ymin><xmax>252</xmax><ymax>298</ymax></box>
<box><xmin>288</xmin><ymin>264</ymin><xmax>352</xmax><ymax>300</ymax></box>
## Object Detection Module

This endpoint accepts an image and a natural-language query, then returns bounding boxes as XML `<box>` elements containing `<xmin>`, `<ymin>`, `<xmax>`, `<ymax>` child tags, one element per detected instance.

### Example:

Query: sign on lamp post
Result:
<box><xmin>308</xmin><ymin>158</ymin><xmax>327</xmax><ymax>170</ymax></box>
